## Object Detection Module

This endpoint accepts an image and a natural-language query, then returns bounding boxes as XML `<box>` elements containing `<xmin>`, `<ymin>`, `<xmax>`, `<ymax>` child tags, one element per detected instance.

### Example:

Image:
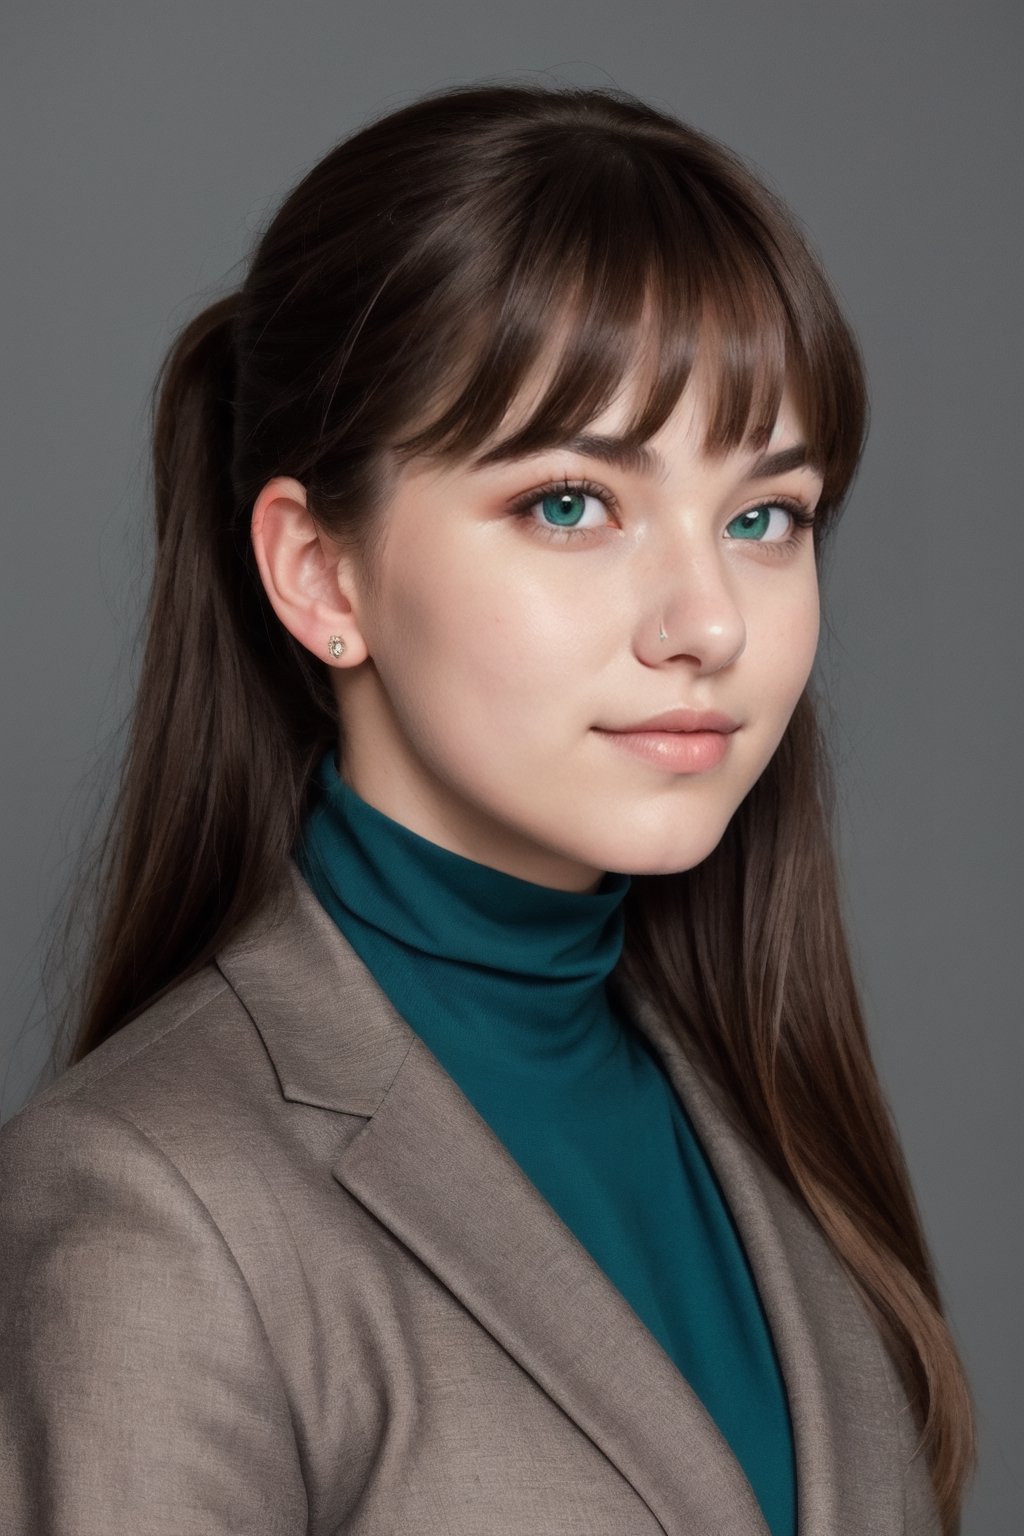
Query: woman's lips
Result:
<box><xmin>592</xmin><ymin>706</ymin><xmax>739</xmax><ymax>774</ymax></box>
<box><xmin>592</xmin><ymin>725</ymin><xmax>734</xmax><ymax>773</ymax></box>
<box><xmin>607</xmin><ymin>707</ymin><xmax>739</xmax><ymax>733</ymax></box>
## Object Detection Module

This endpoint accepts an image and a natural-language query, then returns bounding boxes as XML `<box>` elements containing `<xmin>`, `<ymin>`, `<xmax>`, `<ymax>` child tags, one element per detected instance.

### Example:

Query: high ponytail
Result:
<box><xmin>67</xmin><ymin>294</ymin><xmax>335</xmax><ymax>1060</ymax></box>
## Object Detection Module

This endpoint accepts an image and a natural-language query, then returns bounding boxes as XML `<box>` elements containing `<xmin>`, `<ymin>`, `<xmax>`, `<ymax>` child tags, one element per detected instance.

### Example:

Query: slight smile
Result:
<box><xmin>592</xmin><ymin>709</ymin><xmax>740</xmax><ymax>774</ymax></box>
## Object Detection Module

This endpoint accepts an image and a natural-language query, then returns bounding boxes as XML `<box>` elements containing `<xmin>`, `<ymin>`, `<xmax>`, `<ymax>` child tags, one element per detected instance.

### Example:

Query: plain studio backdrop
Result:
<box><xmin>1</xmin><ymin>2</ymin><xmax>1019</xmax><ymax>1530</ymax></box>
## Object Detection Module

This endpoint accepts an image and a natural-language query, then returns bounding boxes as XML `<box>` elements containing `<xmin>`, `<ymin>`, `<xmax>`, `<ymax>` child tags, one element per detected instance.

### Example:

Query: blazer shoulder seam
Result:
<box><xmin>16</xmin><ymin>972</ymin><xmax>235</xmax><ymax>1116</ymax></box>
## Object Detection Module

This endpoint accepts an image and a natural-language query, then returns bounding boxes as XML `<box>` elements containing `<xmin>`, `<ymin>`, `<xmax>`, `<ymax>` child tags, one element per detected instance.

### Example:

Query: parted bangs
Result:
<box><xmin>386</xmin><ymin>129</ymin><xmax>867</xmax><ymax>526</ymax></box>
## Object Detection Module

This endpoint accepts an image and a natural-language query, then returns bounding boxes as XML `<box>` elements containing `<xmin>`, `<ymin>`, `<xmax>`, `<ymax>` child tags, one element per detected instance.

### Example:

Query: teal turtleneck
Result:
<box><xmin>295</xmin><ymin>749</ymin><xmax>797</xmax><ymax>1536</ymax></box>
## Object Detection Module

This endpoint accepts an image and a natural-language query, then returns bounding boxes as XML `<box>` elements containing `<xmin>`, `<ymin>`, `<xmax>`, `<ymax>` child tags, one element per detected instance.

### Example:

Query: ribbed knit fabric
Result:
<box><xmin>295</xmin><ymin>748</ymin><xmax>797</xmax><ymax>1536</ymax></box>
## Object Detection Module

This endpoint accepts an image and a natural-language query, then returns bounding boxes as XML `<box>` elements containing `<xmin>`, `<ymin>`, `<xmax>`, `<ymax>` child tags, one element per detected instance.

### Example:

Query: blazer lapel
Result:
<box><xmin>218</xmin><ymin>862</ymin><xmax>901</xmax><ymax>1536</ymax></box>
<box><xmin>620</xmin><ymin>987</ymin><xmax>905</xmax><ymax>1536</ymax></box>
<box><xmin>335</xmin><ymin>1027</ymin><xmax>771</xmax><ymax>1536</ymax></box>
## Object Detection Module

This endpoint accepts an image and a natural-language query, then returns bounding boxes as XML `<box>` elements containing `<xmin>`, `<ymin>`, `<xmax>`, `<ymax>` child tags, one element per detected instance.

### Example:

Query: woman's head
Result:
<box><xmin>254</xmin><ymin>371</ymin><xmax>823</xmax><ymax>889</ymax></box>
<box><xmin>229</xmin><ymin>82</ymin><xmax>866</xmax><ymax>886</ymax></box>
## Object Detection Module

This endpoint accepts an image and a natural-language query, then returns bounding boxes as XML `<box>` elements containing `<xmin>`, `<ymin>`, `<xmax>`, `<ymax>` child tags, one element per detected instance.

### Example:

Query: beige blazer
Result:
<box><xmin>0</xmin><ymin>861</ymin><xmax>940</xmax><ymax>1535</ymax></box>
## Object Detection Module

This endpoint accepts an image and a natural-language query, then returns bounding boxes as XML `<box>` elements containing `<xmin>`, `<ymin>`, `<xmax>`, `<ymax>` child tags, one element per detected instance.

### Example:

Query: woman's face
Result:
<box><xmin>333</xmin><ymin>371</ymin><xmax>824</xmax><ymax>892</ymax></box>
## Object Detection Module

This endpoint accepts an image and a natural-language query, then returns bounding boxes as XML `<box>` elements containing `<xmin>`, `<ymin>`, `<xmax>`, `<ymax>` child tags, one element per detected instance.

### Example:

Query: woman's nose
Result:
<box><xmin>633</xmin><ymin>547</ymin><xmax>746</xmax><ymax>673</ymax></box>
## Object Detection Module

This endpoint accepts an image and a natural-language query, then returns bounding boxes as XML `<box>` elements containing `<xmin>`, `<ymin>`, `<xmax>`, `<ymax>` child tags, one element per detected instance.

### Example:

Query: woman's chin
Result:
<box><xmin>584</xmin><ymin>823</ymin><xmax>733</xmax><ymax>880</ymax></box>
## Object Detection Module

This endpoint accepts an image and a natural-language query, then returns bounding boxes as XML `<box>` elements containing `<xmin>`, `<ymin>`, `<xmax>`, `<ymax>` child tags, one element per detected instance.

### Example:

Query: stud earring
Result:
<box><xmin>327</xmin><ymin>635</ymin><xmax>346</xmax><ymax>659</ymax></box>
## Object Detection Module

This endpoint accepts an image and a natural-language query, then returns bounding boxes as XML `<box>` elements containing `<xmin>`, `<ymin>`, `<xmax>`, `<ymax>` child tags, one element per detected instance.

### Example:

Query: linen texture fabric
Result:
<box><xmin>0</xmin><ymin>862</ymin><xmax>940</xmax><ymax>1535</ymax></box>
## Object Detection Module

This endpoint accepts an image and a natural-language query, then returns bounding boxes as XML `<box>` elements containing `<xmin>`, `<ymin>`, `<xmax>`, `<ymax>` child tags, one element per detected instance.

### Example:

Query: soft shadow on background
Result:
<box><xmin>1</xmin><ymin>2</ymin><xmax>1019</xmax><ymax>1528</ymax></box>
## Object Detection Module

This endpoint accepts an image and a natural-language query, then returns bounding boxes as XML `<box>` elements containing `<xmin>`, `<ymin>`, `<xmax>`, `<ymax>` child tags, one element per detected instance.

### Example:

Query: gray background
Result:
<box><xmin>2</xmin><ymin>2</ymin><xmax>1019</xmax><ymax>1529</ymax></box>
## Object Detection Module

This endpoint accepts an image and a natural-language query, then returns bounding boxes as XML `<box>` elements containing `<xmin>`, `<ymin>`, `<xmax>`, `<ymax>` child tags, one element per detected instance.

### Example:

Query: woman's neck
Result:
<box><xmin>295</xmin><ymin>749</ymin><xmax>633</xmax><ymax>1071</ymax></box>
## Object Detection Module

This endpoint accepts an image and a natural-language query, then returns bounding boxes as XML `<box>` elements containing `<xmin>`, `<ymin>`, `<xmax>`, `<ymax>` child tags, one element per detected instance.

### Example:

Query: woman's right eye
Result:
<box><xmin>509</xmin><ymin>477</ymin><xmax>619</xmax><ymax>538</ymax></box>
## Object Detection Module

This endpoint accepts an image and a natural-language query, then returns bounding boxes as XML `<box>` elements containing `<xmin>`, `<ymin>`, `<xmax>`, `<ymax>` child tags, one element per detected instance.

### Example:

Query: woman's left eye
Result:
<box><xmin>725</xmin><ymin>500</ymin><xmax>815</xmax><ymax>544</ymax></box>
<box><xmin>509</xmin><ymin>478</ymin><xmax>617</xmax><ymax>538</ymax></box>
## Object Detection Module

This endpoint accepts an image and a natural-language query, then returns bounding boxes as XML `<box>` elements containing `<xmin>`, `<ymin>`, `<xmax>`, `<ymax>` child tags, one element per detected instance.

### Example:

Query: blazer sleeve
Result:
<box><xmin>0</xmin><ymin>1097</ymin><xmax>308</xmax><ymax>1536</ymax></box>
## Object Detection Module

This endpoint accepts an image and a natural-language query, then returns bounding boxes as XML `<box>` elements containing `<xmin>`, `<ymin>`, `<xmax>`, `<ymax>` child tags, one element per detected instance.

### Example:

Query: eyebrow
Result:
<box><xmin>472</xmin><ymin>432</ymin><xmax>820</xmax><ymax>481</ymax></box>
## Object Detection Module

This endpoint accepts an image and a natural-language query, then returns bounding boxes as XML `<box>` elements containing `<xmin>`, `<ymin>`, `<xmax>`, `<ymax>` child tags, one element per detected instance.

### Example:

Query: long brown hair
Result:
<box><xmin>51</xmin><ymin>82</ymin><xmax>974</xmax><ymax>1527</ymax></box>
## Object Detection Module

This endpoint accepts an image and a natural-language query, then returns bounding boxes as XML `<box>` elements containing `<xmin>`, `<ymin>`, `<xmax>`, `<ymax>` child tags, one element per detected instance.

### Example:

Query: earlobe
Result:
<box><xmin>249</xmin><ymin>476</ymin><xmax>371</xmax><ymax>667</ymax></box>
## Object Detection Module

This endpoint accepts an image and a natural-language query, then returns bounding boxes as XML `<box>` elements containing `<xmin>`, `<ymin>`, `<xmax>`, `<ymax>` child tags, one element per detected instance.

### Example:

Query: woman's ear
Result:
<box><xmin>250</xmin><ymin>476</ymin><xmax>371</xmax><ymax>668</ymax></box>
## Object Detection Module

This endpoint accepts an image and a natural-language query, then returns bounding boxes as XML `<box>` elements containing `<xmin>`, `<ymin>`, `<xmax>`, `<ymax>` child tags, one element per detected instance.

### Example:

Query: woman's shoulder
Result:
<box><xmin>0</xmin><ymin>861</ymin><xmax>382</xmax><ymax>1244</ymax></box>
<box><xmin>2</xmin><ymin>960</ymin><xmax>270</xmax><ymax>1158</ymax></box>
<box><xmin>0</xmin><ymin>894</ymin><xmax>372</xmax><ymax>1346</ymax></box>
<box><xmin>0</xmin><ymin>973</ymin><xmax>300</xmax><ymax>1296</ymax></box>
<box><xmin>2</xmin><ymin>863</ymin><xmax>344</xmax><ymax>1164</ymax></box>
<box><xmin>19</xmin><ymin>959</ymin><xmax>233</xmax><ymax>1095</ymax></box>
<box><xmin>0</xmin><ymin>960</ymin><xmax>312</xmax><ymax>1531</ymax></box>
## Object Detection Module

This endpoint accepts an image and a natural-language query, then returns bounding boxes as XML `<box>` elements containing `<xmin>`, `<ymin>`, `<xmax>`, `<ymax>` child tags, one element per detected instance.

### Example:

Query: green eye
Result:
<box><xmin>540</xmin><ymin>490</ymin><xmax>589</xmax><ymax>526</ymax></box>
<box><xmin>726</xmin><ymin>504</ymin><xmax>793</xmax><ymax>541</ymax></box>
<box><xmin>509</xmin><ymin>478</ymin><xmax>619</xmax><ymax>540</ymax></box>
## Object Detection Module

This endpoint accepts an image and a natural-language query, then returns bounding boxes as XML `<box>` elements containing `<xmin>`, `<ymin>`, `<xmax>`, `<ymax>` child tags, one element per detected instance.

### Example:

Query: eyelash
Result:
<box><xmin>507</xmin><ymin>478</ymin><xmax>617</xmax><ymax>542</ymax></box>
<box><xmin>507</xmin><ymin>477</ymin><xmax>816</xmax><ymax>554</ymax></box>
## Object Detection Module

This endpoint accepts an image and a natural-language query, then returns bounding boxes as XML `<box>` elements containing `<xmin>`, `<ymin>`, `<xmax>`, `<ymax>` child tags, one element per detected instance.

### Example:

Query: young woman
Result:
<box><xmin>0</xmin><ymin>82</ymin><xmax>974</xmax><ymax>1535</ymax></box>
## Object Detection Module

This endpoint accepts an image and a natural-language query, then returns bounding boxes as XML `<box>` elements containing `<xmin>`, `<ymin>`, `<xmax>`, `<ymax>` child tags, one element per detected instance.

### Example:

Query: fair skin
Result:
<box><xmin>251</xmin><ymin>364</ymin><xmax>823</xmax><ymax>893</ymax></box>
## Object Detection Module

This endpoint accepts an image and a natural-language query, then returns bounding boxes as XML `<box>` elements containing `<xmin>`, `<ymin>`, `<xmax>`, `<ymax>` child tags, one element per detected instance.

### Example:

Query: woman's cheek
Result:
<box><xmin>761</xmin><ymin>578</ymin><xmax>819</xmax><ymax>683</ymax></box>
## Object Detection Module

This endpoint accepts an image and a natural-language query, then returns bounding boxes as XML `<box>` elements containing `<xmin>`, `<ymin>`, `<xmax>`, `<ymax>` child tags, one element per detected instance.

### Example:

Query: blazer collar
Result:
<box><xmin>216</xmin><ymin>860</ymin><xmax>903</xmax><ymax>1536</ymax></box>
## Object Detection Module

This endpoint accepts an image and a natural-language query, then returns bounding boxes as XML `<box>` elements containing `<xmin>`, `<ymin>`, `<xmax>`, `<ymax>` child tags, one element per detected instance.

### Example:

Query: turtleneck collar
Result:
<box><xmin>294</xmin><ymin>749</ymin><xmax>632</xmax><ymax>1074</ymax></box>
